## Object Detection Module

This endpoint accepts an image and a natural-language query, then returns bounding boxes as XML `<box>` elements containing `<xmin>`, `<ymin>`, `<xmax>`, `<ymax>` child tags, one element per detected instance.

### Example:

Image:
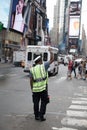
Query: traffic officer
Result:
<box><xmin>29</xmin><ymin>48</ymin><xmax>54</xmax><ymax>121</ymax></box>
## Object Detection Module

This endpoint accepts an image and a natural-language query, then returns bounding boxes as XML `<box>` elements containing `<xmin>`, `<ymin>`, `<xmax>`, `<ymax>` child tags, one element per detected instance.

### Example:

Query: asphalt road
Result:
<box><xmin>0</xmin><ymin>64</ymin><xmax>87</xmax><ymax>130</ymax></box>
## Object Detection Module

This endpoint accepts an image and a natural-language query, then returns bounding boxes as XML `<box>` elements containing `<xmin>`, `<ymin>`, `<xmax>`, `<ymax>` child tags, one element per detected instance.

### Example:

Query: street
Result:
<box><xmin>0</xmin><ymin>64</ymin><xmax>87</xmax><ymax>130</ymax></box>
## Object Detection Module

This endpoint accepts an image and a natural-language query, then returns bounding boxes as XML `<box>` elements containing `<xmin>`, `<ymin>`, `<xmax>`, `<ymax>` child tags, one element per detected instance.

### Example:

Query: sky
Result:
<box><xmin>0</xmin><ymin>0</ymin><xmax>11</xmax><ymax>28</ymax></box>
<box><xmin>46</xmin><ymin>0</ymin><xmax>57</xmax><ymax>30</ymax></box>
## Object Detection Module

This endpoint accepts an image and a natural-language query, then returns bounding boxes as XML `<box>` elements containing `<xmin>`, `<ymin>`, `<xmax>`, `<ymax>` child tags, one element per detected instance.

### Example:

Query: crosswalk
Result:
<box><xmin>52</xmin><ymin>86</ymin><xmax>87</xmax><ymax>130</ymax></box>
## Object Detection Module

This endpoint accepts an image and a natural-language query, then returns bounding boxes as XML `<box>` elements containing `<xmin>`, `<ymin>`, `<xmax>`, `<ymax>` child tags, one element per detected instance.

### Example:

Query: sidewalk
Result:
<box><xmin>0</xmin><ymin>62</ymin><xmax>14</xmax><ymax>68</ymax></box>
<box><xmin>0</xmin><ymin>62</ymin><xmax>14</xmax><ymax>79</ymax></box>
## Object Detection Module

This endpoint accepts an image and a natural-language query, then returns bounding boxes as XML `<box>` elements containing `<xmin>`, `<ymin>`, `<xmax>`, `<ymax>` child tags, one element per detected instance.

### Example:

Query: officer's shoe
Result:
<box><xmin>40</xmin><ymin>116</ymin><xmax>46</xmax><ymax>121</ymax></box>
<box><xmin>35</xmin><ymin>116</ymin><xmax>40</xmax><ymax>120</ymax></box>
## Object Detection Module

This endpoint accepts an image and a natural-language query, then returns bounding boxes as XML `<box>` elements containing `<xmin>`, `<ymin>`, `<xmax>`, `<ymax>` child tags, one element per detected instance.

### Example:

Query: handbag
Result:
<box><xmin>46</xmin><ymin>94</ymin><xmax>50</xmax><ymax>104</ymax></box>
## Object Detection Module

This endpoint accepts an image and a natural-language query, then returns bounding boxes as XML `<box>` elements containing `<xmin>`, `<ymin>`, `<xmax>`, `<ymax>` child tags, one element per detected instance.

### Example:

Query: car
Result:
<box><xmin>58</xmin><ymin>56</ymin><xmax>64</xmax><ymax>64</ymax></box>
<box><xmin>75</xmin><ymin>58</ymin><xmax>82</xmax><ymax>63</ymax></box>
<box><xmin>63</xmin><ymin>55</ymin><xmax>74</xmax><ymax>65</ymax></box>
<box><xmin>74</xmin><ymin>58</ymin><xmax>85</xmax><ymax>66</ymax></box>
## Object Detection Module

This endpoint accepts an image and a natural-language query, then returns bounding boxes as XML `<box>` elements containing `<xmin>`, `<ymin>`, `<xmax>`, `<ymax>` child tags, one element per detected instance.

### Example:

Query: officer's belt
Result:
<box><xmin>34</xmin><ymin>76</ymin><xmax>47</xmax><ymax>82</ymax></box>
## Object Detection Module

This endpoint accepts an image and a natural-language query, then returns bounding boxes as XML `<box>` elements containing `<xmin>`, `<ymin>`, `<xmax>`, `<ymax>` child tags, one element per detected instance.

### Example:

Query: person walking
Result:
<box><xmin>84</xmin><ymin>59</ymin><xmax>87</xmax><ymax>80</ymax></box>
<box><xmin>29</xmin><ymin>48</ymin><xmax>54</xmax><ymax>121</ymax></box>
<box><xmin>67</xmin><ymin>58</ymin><xmax>73</xmax><ymax>79</ymax></box>
<box><xmin>71</xmin><ymin>59</ymin><xmax>77</xmax><ymax>78</ymax></box>
<box><xmin>77</xmin><ymin>61</ymin><xmax>83</xmax><ymax>79</ymax></box>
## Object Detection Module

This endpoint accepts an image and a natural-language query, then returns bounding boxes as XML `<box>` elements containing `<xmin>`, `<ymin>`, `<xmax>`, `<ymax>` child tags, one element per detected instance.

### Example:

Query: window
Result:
<box><xmin>43</xmin><ymin>53</ymin><xmax>48</xmax><ymax>61</ymax></box>
<box><xmin>28</xmin><ymin>52</ymin><xmax>32</xmax><ymax>61</ymax></box>
<box><xmin>54</xmin><ymin>54</ymin><xmax>58</xmax><ymax>61</ymax></box>
<box><xmin>33</xmin><ymin>53</ymin><xmax>42</xmax><ymax>60</ymax></box>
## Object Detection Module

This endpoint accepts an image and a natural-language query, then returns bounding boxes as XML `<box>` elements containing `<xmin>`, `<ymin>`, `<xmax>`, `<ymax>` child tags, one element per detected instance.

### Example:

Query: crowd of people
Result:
<box><xmin>67</xmin><ymin>56</ymin><xmax>87</xmax><ymax>80</ymax></box>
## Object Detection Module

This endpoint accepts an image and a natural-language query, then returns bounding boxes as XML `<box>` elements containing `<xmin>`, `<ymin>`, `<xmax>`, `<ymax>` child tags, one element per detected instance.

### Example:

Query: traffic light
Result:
<box><xmin>0</xmin><ymin>22</ymin><xmax>3</xmax><ymax>31</ymax></box>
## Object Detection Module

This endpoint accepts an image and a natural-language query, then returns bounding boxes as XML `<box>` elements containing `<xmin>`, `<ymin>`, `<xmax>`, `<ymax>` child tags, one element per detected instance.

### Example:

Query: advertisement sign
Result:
<box><xmin>10</xmin><ymin>0</ymin><xmax>25</xmax><ymax>33</ymax></box>
<box><xmin>69</xmin><ymin>1</ymin><xmax>81</xmax><ymax>15</ymax></box>
<box><xmin>69</xmin><ymin>16</ymin><xmax>80</xmax><ymax>37</ymax></box>
<box><xmin>68</xmin><ymin>38</ymin><xmax>78</xmax><ymax>48</ymax></box>
<box><xmin>0</xmin><ymin>0</ymin><xmax>11</xmax><ymax>28</ymax></box>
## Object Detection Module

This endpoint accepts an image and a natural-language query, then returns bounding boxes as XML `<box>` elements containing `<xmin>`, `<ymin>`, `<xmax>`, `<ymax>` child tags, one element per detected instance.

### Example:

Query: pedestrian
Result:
<box><xmin>67</xmin><ymin>58</ymin><xmax>73</xmax><ymax>79</ymax></box>
<box><xmin>82</xmin><ymin>60</ymin><xmax>86</xmax><ymax>80</ymax></box>
<box><xmin>77</xmin><ymin>61</ymin><xmax>83</xmax><ymax>79</ymax></box>
<box><xmin>29</xmin><ymin>48</ymin><xmax>54</xmax><ymax>121</ymax></box>
<box><xmin>84</xmin><ymin>59</ymin><xmax>87</xmax><ymax>80</ymax></box>
<box><xmin>71</xmin><ymin>59</ymin><xmax>77</xmax><ymax>78</ymax></box>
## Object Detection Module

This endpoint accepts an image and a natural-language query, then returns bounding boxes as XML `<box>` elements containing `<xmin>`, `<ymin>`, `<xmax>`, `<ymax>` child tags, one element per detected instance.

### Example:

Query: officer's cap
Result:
<box><xmin>34</xmin><ymin>56</ymin><xmax>42</xmax><ymax>63</ymax></box>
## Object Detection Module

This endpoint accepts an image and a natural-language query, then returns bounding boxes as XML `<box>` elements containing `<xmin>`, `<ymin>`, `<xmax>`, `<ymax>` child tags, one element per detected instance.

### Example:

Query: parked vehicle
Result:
<box><xmin>64</xmin><ymin>54</ymin><xmax>73</xmax><ymax>65</ymax></box>
<box><xmin>75</xmin><ymin>58</ymin><xmax>84</xmax><ymax>65</ymax></box>
<box><xmin>24</xmin><ymin>45</ymin><xmax>59</xmax><ymax>76</ymax></box>
<box><xmin>13</xmin><ymin>50</ymin><xmax>25</xmax><ymax>67</ymax></box>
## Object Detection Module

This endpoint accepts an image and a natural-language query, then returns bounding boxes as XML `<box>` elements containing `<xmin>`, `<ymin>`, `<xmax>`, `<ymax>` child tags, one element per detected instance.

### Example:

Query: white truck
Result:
<box><xmin>13</xmin><ymin>50</ymin><xmax>25</xmax><ymax>67</ymax></box>
<box><xmin>24</xmin><ymin>45</ymin><xmax>59</xmax><ymax>76</ymax></box>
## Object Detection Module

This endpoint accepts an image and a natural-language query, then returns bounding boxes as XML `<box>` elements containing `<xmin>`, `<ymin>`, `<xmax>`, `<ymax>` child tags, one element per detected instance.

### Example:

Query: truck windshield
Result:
<box><xmin>27</xmin><ymin>52</ymin><xmax>48</xmax><ymax>61</ymax></box>
<box><xmin>28</xmin><ymin>52</ymin><xmax>32</xmax><ymax>60</ymax></box>
<box><xmin>43</xmin><ymin>52</ymin><xmax>48</xmax><ymax>61</ymax></box>
<box><xmin>33</xmin><ymin>53</ymin><xmax>42</xmax><ymax>60</ymax></box>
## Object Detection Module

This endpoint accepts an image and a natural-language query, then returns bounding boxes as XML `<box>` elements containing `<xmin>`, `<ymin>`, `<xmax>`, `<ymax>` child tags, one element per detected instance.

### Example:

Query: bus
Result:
<box><xmin>24</xmin><ymin>45</ymin><xmax>59</xmax><ymax>76</ymax></box>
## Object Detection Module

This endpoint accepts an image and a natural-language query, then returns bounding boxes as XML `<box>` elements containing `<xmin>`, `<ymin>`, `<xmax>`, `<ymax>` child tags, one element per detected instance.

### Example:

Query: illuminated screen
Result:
<box><xmin>0</xmin><ymin>0</ymin><xmax>11</xmax><ymax>28</ymax></box>
<box><xmin>10</xmin><ymin>0</ymin><xmax>25</xmax><ymax>33</ymax></box>
<box><xmin>69</xmin><ymin>16</ymin><xmax>80</xmax><ymax>37</ymax></box>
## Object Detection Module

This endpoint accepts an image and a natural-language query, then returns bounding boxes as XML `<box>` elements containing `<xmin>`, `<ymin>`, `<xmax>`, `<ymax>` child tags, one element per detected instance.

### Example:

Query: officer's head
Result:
<box><xmin>34</xmin><ymin>56</ymin><xmax>42</xmax><ymax>64</ymax></box>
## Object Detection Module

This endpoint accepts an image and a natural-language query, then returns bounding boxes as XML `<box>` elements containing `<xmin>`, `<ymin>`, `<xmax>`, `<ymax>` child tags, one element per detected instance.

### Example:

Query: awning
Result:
<box><xmin>5</xmin><ymin>44</ymin><xmax>20</xmax><ymax>49</ymax></box>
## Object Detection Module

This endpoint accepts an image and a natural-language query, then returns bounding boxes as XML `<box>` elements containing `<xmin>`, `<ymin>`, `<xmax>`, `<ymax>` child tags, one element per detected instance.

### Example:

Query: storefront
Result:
<box><xmin>0</xmin><ymin>29</ymin><xmax>22</xmax><ymax>63</ymax></box>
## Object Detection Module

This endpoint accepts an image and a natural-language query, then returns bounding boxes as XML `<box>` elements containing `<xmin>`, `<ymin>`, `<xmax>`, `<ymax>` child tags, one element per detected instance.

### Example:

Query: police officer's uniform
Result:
<box><xmin>30</xmin><ymin>56</ymin><xmax>49</xmax><ymax>121</ymax></box>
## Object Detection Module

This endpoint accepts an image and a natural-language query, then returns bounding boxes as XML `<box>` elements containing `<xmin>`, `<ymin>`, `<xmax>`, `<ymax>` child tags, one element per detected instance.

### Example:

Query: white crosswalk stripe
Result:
<box><xmin>67</xmin><ymin>110</ymin><xmax>87</xmax><ymax>118</ymax></box>
<box><xmin>69</xmin><ymin>105</ymin><xmax>87</xmax><ymax>110</ymax></box>
<box><xmin>55</xmin><ymin>94</ymin><xmax>87</xmax><ymax>129</ymax></box>
<box><xmin>72</xmin><ymin>100</ymin><xmax>87</xmax><ymax>104</ymax></box>
<box><xmin>73</xmin><ymin>97</ymin><xmax>87</xmax><ymax>101</ymax></box>
<box><xmin>52</xmin><ymin>127</ymin><xmax>78</xmax><ymax>130</ymax></box>
<box><xmin>61</xmin><ymin>117</ymin><xmax>87</xmax><ymax>128</ymax></box>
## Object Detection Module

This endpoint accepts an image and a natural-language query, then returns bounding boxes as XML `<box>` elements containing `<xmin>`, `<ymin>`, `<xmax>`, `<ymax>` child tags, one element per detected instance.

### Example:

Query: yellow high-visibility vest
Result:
<box><xmin>30</xmin><ymin>64</ymin><xmax>47</xmax><ymax>92</ymax></box>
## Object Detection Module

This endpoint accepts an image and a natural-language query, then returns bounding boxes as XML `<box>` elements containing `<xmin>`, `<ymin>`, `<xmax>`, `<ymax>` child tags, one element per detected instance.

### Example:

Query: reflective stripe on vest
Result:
<box><xmin>30</xmin><ymin>64</ymin><xmax>47</xmax><ymax>92</ymax></box>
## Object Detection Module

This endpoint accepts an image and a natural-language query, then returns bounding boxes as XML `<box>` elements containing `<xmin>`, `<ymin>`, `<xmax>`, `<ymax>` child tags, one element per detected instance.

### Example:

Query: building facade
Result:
<box><xmin>50</xmin><ymin>0</ymin><xmax>69</xmax><ymax>52</ymax></box>
<box><xmin>0</xmin><ymin>0</ymin><xmax>48</xmax><ymax>62</ymax></box>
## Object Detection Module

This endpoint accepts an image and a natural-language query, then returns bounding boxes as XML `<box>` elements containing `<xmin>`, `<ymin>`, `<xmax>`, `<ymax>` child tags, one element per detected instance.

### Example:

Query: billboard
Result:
<box><xmin>69</xmin><ymin>1</ymin><xmax>81</xmax><ymax>15</ymax></box>
<box><xmin>0</xmin><ymin>0</ymin><xmax>11</xmax><ymax>28</ymax></box>
<box><xmin>68</xmin><ymin>38</ymin><xmax>78</xmax><ymax>48</ymax></box>
<box><xmin>69</xmin><ymin>16</ymin><xmax>80</xmax><ymax>37</ymax></box>
<box><xmin>10</xmin><ymin>0</ymin><xmax>25</xmax><ymax>33</ymax></box>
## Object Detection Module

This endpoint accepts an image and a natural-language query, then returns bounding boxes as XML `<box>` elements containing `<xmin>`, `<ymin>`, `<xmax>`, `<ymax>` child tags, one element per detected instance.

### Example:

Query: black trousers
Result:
<box><xmin>72</xmin><ymin>68</ymin><xmax>76</xmax><ymax>77</ymax></box>
<box><xmin>32</xmin><ymin>90</ymin><xmax>48</xmax><ymax>118</ymax></box>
